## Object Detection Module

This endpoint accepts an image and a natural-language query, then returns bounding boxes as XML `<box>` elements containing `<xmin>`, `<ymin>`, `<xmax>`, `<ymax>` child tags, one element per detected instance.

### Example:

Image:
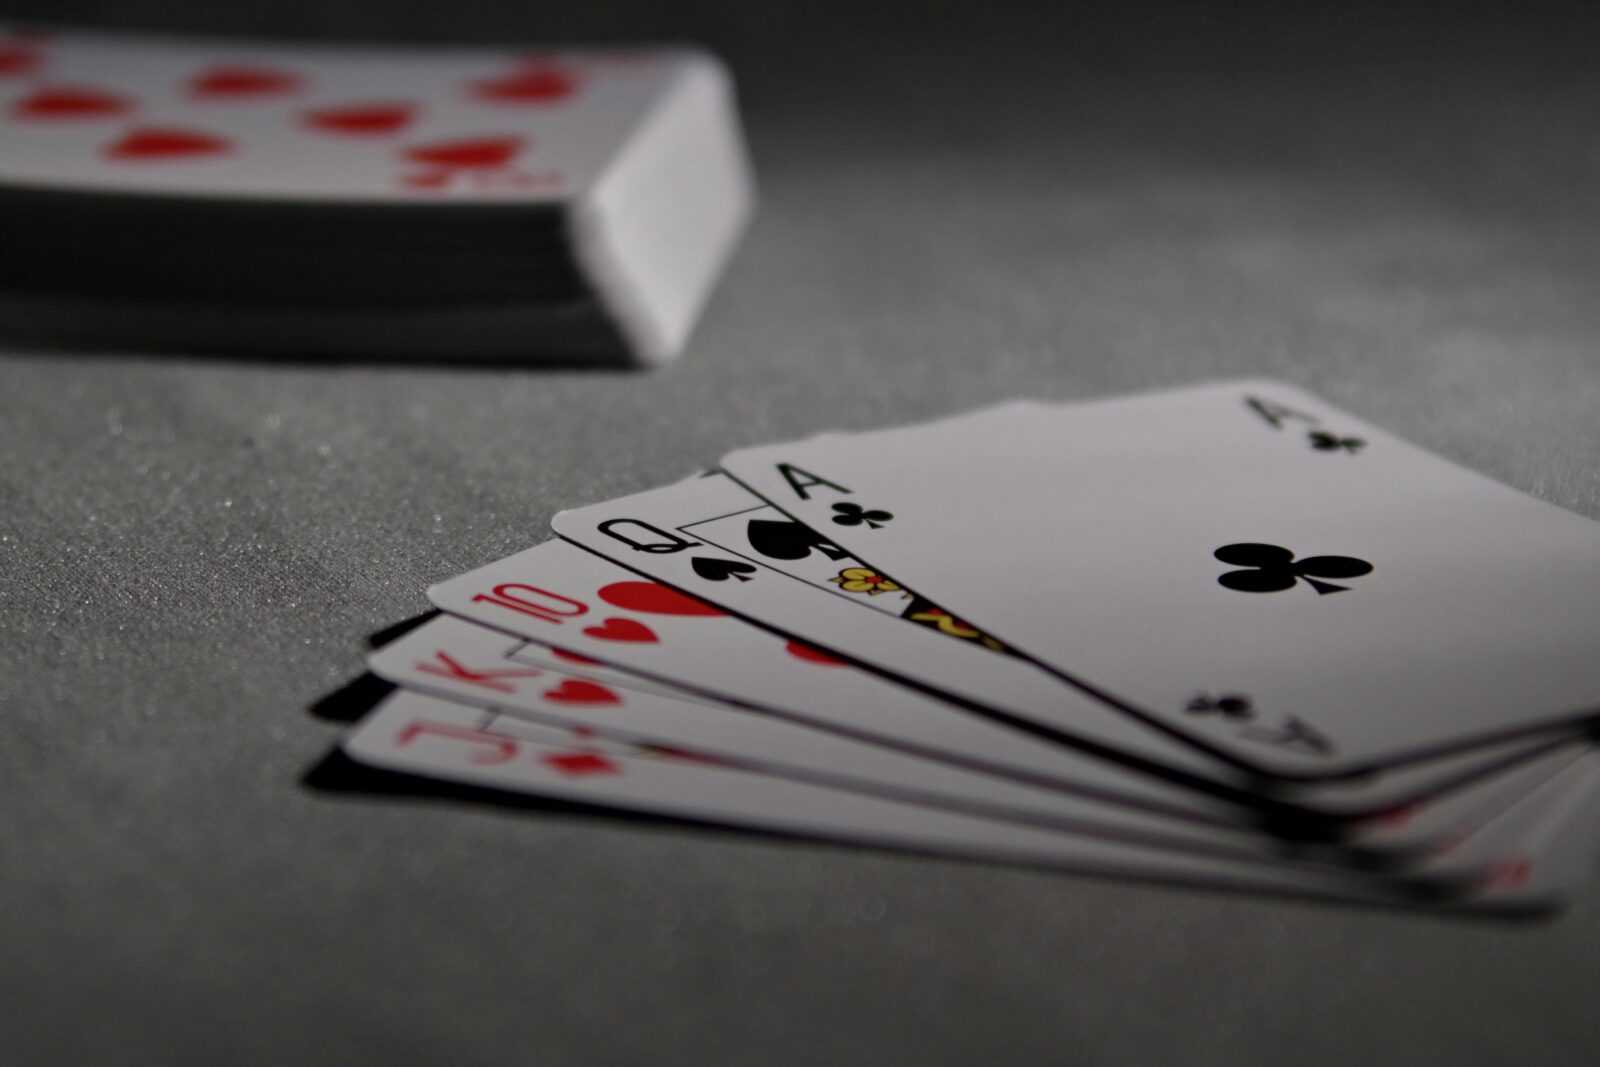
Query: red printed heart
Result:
<box><xmin>13</xmin><ymin>86</ymin><xmax>134</xmax><ymax>121</ymax></box>
<box><xmin>0</xmin><ymin>43</ymin><xmax>44</xmax><ymax>78</ymax></box>
<box><xmin>542</xmin><ymin>751</ymin><xmax>619</xmax><ymax>777</ymax></box>
<box><xmin>190</xmin><ymin>65</ymin><xmax>302</xmax><ymax>98</ymax></box>
<box><xmin>1374</xmin><ymin>805</ymin><xmax>1414</xmax><ymax>828</ymax></box>
<box><xmin>303</xmin><ymin>102</ymin><xmax>416</xmax><ymax>136</ymax></box>
<box><xmin>103</xmin><ymin>127</ymin><xmax>233</xmax><ymax>162</ymax></box>
<box><xmin>551</xmin><ymin>647</ymin><xmax>603</xmax><ymax>666</ymax></box>
<box><xmin>598</xmin><ymin>581</ymin><xmax>723</xmax><ymax>617</ymax></box>
<box><xmin>785</xmin><ymin>641</ymin><xmax>847</xmax><ymax>667</ymax></box>
<box><xmin>581</xmin><ymin>617</ymin><xmax>658</xmax><ymax>643</ymax></box>
<box><xmin>471</xmin><ymin>67</ymin><xmax>578</xmax><ymax>104</ymax></box>
<box><xmin>402</xmin><ymin>170</ymin><xmax>451</xmax><ymax>190</ymax></box>
<box><xmin>1487</xmin><ymin>857</ymin><xmax>1532</xmax><ymax>890</ymax></box>
<box><xmin>403</xmin><ymin>136</ymin><xmax>524</xmax><ymax>169</ymax></box>
<box><xmin>542</xmin><ymin>679</ymin><xmax>621</xmax><ymax>705</ymax></box>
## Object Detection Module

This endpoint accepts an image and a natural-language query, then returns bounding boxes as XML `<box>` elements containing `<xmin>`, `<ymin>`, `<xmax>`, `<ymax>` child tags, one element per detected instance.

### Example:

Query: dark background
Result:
<box><xmin>5</xmin><ymin>4</ymin><xmax>1600</xmax><ymax>1065</ymax></box>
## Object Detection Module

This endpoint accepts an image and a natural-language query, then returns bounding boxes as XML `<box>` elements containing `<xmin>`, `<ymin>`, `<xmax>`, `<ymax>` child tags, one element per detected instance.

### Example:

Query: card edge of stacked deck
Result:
<box><xmin>313</xmin><ymin>380</ymin><xmax>1600</xmax><ymax>913</ymax></box>
<box><xmin>0</xmin><ymin>27</ymin><xmax>756</xmax><ymax>364</ymax></box>
<box><xmin>564</xmin><ymin>49</ymin><xmax>755</xmax><ymax>366</ymax></box>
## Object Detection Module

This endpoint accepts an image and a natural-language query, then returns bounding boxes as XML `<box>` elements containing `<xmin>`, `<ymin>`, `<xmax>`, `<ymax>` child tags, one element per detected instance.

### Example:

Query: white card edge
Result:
<box><xmin>568</xmin><ymin>51</ymin><xmax>756</xmax><ymax>365</ymax></box>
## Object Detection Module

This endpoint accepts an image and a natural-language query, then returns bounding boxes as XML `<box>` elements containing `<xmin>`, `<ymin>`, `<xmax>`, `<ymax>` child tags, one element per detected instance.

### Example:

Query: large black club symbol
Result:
<box><xmin>1214</xmin><ymin>542</ymin><xmax>1373</xmax><ymax>596</ymax></box>
<box><xmin>831</xmin><ymin>502</ymin><xmax>894</xmax><ymax>529</ymax></box>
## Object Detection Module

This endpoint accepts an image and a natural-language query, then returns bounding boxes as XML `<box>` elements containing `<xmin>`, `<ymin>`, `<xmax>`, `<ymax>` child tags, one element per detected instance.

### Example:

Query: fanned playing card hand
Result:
<box><xmin>324</xmin><ymin>380</ymin><xmax>1600</xmax><ymax>912</ymax></box>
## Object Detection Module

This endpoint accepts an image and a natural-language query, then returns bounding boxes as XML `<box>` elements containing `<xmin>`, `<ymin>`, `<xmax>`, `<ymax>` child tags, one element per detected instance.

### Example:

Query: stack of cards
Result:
<box><xmin>0</xmin><ymin>27</ymin><xmax>753</xmax><ymax>363</ymax></box>
<box><xmin>327</xmin><ymin>381</ymin><xmax>1600</xmax><ymax>910</ymax></box>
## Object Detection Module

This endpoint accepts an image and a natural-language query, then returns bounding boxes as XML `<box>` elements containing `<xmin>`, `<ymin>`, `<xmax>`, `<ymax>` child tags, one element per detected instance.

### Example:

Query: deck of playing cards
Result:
<box><xmin>326</xmin><ymin>381</ymin><xmax>1600</xmax><ymax>911</ymax></box>
<box><xmin>0</xmin><ymin>27</ymin><xmax>753</xmax><ymax>363</ymax></box>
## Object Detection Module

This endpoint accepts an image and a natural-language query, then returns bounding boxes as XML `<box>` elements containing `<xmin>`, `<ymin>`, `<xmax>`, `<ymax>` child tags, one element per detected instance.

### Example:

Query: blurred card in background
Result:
<box><xmin>0</xmin><ymin>26</ymin><xmax>754</xmax><ymax>362</ymax></box>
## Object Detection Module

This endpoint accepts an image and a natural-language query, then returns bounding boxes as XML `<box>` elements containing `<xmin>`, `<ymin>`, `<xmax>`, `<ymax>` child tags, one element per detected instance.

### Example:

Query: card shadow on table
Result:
<box><xmin>302</xmin><ymin>660</ymin><xmax>1558</xmax><ymax>923</ymax></box>
<box><xmin>0</xmin><ymin>294</ymin><xmax>648</xmax><ymax>371</ymax></box>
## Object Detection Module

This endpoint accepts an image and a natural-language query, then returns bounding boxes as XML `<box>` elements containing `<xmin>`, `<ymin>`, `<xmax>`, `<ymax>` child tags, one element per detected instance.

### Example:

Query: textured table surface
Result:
<box><xmin>5</xmin><ymin>7</ymin><xmax>1600</xmax><ymax>1065</ymax></box>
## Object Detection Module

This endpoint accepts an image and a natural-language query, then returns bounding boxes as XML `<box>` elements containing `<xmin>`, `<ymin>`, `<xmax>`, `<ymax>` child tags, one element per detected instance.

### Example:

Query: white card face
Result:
<box><xmin>551</xmin><ymin>472</ymin><xmax>1564</xmax><ymax>817</ymax></box>
<box><xmin>372</xmin><ymin>613</ymin><xmax>1577</xmax><ymax>866</ymax></box>
<box><xmin>343</xmin><ymin>690</ymin><xmax>1599</xmax><ymax>910</ymax></box>
<box><xmin>428</xmin><ymin>538</ymin><xmax>1579</xmax><ymax>854</ymax></box>
<box><xmin>427</xmin><ymin>539</ymin><xmax>1282</xmax><ymax>822</ymax></box>
<box><xmin>721</xmin><ymin>380</ymin><xmax>1600</xmax><ymax>777</ymax></box>
<box><xmin>488</xmin><ymin>640</ymin><xmax>708</xmax><ymax>703</ymax></box>
<box><xmin>0</xmin><ymin>27</ymin><xmax>687</xmax><ymax>201</ymax></box>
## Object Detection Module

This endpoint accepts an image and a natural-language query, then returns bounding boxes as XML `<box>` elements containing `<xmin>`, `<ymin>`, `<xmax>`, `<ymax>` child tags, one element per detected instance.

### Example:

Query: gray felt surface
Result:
<box><xmin>4</xmin><ymin>6</ymin><xmax>1600</xmax><ymax>1065</ymax></box>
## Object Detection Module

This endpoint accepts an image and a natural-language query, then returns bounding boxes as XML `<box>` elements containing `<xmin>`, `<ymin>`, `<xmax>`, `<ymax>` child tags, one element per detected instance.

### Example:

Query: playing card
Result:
<box><xmin>0</xmin><ymin>26</ymin><xmax>754</xmax><ymax>362</ymax></box>
<box><xmin>551</xmin><ymin>472</ymin><xmax>1567</xmax><ymax>816</ymax></box>
<box><xmin>427</xmin><ymin>540</ymin><xmax>1287</xmax><ymax>818</ymax></box>
<box><xmin>426</xmin><ymin>537</ymin><xmax>1575</xmax><ymax>855</ymax></box>
<box><xmin>1413</xmin><ymin>744</ymin><xmax>1600</xmax><ymax>901</ymax></box>
<box><xmin>376</xmin><ymin>612</ymin><xmax>1588</xmax><ymax>869</ymax></box>
<box><xmin>720</xmin><ymin>380</ymin><xmax>1600</xmax><ymax>777</ymax></box>
<box><xmin>343</xmin><ymin>689</ymin><xmax>1600</xmax><ymax>910</ymax></box>
<box><xmin>0</xmin><ymin>28</ymin><xmax>676</xmax><ymax>200</ymax></box>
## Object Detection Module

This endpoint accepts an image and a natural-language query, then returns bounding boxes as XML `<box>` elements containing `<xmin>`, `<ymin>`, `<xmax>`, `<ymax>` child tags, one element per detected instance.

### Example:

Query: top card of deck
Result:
<box><xmin>0</xmin><ymin>27</ymin><xmax>693</xmax><ymax>201</ymax></box>
<box><xmin>720</xmin><ymin>379</ymin><xmax>1600</xmax><ymax>778</ymax></box>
